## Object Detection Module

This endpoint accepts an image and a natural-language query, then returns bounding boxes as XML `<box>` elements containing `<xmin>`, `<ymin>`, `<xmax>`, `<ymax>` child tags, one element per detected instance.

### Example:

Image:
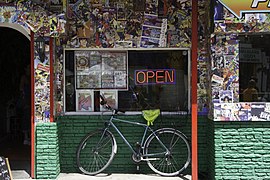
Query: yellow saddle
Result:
<box><xmin>142</xmin><ymin>109</ymin><xmax>160</xmax><ymax>126</ymax></box>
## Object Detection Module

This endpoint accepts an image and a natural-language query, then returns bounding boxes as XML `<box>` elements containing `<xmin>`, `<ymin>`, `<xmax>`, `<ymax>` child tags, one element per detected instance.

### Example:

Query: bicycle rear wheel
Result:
<box><xmin>144</xmin><ymin>128</ymin><xmax>191</xmax><ymax>176</ymax></box>
<box><xmin>76</xmin><ymin>129</ymin><xmax>117</xmax><ymax>175</ymax></box>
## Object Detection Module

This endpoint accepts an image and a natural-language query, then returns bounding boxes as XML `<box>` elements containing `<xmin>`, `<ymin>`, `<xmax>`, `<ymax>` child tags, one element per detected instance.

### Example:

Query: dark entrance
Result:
<box><xmin>0</xmin><ymin>27</ymin><xmax>31</xmax><ymax>178</ymax></box>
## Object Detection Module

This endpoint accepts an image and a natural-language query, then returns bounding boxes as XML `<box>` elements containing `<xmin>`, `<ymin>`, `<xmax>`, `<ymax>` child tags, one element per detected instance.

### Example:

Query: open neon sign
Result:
<box><xmin>135</xmin><ymin>69</ymin><xmax>176</xmax><ymax>85</ymax></box>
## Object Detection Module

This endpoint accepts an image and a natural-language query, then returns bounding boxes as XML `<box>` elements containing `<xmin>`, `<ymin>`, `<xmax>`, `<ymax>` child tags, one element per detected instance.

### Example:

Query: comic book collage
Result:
<box><xmin>63</xmin><ymin>0</ymin><xmax>194</xmax><ymax>49</ymax></box>
<box><xmin>60</xmin><ymin>0</ymin><xmax>211</xmax><ymax>114</ymax></box>
<box><xmin>212</xmin><ymin>0</ymin><xmax>270</xmax><ymax>121</ymax></box>
<box><xmin>0</xmin><ymin>0</ymin><xmax>211</xmax><ymax>120</ymax></box>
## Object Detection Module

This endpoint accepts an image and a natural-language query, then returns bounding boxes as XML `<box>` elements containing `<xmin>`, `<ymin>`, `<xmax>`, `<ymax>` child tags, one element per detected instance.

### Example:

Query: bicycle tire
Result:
<box><xmin>143</xmin><ymin>128</ymin><xmax>191</xmax><ymax>176</ymax></box>
<box><xmin>76</xmin><ymin>129</ymin><xmax>117</xmax><ymax>175</ymax></box>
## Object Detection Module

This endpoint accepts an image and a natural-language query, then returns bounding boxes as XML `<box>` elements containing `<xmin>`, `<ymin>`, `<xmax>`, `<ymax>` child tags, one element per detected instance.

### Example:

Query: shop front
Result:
<box><xmin>210</xmin><ymin>0</ymin><xmax>270</xmax><ymax>179</ymax></box>
<box><xmin>0</xmin><ymin>0</ymin><xmax>211</xmax><ymax>179</ymax></box>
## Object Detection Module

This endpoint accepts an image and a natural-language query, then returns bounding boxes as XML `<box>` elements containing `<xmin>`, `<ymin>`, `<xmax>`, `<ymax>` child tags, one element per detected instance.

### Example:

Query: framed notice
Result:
<box><xmin>76</xmin><ymin>90</ymin><xmax>94</xmax><ymax>111</ymax></box>
<box><xmin>100</xmin><ymin>90</ymin><xmax>118</xmax><ymax>111</ymax></box>
<box><xmin>74</xmin><ymin>50</ymin><xmax>128</xmax><ymax>90</ymax></box>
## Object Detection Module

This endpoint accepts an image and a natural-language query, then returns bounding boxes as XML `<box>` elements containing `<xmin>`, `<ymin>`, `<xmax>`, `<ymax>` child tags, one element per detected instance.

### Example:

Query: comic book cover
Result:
<box><xmin>76</xmin><ymin>90</ymin><xmax>94</xmax><ymax>111</ymax></box>
<box><xmin>100</xmin><ymin>90</ymin><xmax>118</xmax><ymax>111</ymax></box>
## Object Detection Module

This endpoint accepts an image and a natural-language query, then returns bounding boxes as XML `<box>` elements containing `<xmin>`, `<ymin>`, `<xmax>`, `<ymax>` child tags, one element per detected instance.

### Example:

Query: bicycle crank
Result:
<box><xmin>141</xmin><ymin>158</ymin><xmax>160</xmax><ymax>161</ymax></box>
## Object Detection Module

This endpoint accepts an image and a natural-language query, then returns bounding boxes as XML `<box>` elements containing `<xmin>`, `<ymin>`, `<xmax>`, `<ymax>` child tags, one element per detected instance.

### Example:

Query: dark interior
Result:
<box><xmin>239</xmin><ymin>34</ymin><xmax>270</xmax><ymax>102</ymax></box>
<box><xmin>0</xmin><ymin>27</ymin><xmax>31</xmax><ymax>177</ymax></box>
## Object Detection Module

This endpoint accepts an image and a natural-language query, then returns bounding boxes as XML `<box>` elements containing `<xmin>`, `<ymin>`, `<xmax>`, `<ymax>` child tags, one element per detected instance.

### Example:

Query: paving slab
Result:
<box><xmin>14</xmin><ymin>173</ymin><xmax>192</xmax><ymax>180</ymax></box>
<box><xmin>56</xmin><ymin>173</ymin><xmax>192</xmax><ymax>180</ymax></box>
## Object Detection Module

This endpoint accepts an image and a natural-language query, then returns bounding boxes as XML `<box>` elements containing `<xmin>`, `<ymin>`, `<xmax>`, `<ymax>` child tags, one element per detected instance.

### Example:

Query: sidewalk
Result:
<box><xmin>13</xmin><ymin>173</ymin><xmax>192</xmax><ymax>180</ymax></box>
<box><xmin>57</xmin><ymin>173</ymin><xmax>192</xmax><ymax>180</ymax></box>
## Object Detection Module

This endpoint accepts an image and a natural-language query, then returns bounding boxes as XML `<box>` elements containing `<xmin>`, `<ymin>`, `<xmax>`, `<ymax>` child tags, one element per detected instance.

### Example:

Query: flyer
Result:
<box><xmin>114</xmin><ymin>71</ymin><xmax>127</xmax><ymax>88</ymax></box>
<box><xmin>100</xmin><ymin>90</ymin><xmax>118</xmax><ymax>111</ymax></box>
<box><xmin>76</xmin><ymin>90</ymin><xmax>94</xmax><ymax>111</ymax></box>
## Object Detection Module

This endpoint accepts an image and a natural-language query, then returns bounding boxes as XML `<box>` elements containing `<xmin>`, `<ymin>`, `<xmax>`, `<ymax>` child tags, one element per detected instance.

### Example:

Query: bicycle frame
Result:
<box><xmin>102</xmin><ymin>114</ymin><xmax>169</xmax><ymax>158</ymax></box>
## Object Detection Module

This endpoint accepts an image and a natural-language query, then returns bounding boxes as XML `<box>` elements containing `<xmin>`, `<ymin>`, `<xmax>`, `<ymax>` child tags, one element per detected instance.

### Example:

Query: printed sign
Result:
<box><xmin>240</xmin><ymin>48</ymin><xmax>262</xmax><ymax>63</ymax></box>
<box><xmin>218</xmin><ymin>0</ymin><xmax>270</xmax><ymax>18</ymax></box>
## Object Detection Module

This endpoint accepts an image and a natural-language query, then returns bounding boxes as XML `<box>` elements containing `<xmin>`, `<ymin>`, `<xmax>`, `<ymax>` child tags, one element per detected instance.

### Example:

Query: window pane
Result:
<box><xmin>65</xmin><ymin>49</ymin><xmax>189</xmax><ymax>112</ymax></box>
<box><xmin>239</xmin><ymin>34</ymin><xmax>270</xmax><ymax>102</ymax></box>
<box><xmin>65</xmin><ymin>50</ymin><xmax>76</xmax><ymax>111</ymax></box>
<box><xmin>119</xmin><ymin>50</ymin><xmax>188</xmax><ymax>111</ymax></box>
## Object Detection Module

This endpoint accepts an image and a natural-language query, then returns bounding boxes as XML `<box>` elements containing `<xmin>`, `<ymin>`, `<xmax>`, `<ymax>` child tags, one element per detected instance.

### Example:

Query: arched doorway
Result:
<box><xmin>0</xmin><ymin>26</ymin><xmax>31</xmax><ymax>178</ymax></box>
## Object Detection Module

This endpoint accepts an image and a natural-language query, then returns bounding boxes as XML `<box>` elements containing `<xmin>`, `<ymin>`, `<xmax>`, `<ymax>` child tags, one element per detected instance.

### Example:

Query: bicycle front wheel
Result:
<box><xmin>144</xmin><ymin>128</ymin><xmax>191</xmax><ymax>176</ymax></box>
<box><xmin>76</xmin><ymin>129</ymin><xmax>117</xmax><ymax>175</ymax></box>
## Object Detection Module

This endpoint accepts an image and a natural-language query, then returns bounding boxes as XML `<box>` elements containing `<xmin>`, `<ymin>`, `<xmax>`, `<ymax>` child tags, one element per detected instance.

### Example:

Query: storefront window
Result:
<box><xmin>239</xmin><ymin>34</ymin><xmax>270</xmax><ymax>102</ymax></box>
<box><xmin>64</xmin><ymin>49</ymin><xmax>189</xmax><ymax>113</ymax></box>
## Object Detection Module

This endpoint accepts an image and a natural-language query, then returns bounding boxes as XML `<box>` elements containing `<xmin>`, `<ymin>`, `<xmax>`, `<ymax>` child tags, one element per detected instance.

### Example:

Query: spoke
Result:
<box><xmin>155</xmin><ymin>157</ymin><xmax>166</xmax><ymax>172</ymax></box>
<box><xmin>88</xmin><ymin>154</ymin><xmax>95</xmax><ymax>172</ymax></box>
<box><xmin>97</xmin><ymin>136</ymin><xmax>111</xmax><ymax>150</ymax></box>
<box><xmin>169</xmin><ymin>132</ymin><xmax>176</xmax><ymax>147</ymax></box>
<box><xmin>170</xmin><ymin>156</ymin><xmax>179</xmax><ymax>173</ymax></box>
<box><xmin>170</xmin><ymin>136</ymin><xmax>180</xmax><ymax>150</ymax></box>
<box><xmin>99</xmin><ymin>148</ymin><xmax>112</xmax><ymax>157</ymax></box>
<box><xmin>90</xmin><ymin>154</ymin><xmax>97</xmax><ymax>173</ymax></box>
<box><xmin>96</xmin><ymin>154</ymin><xmax>107</xmax><ymax>167</ymax></box>
<box><xmin>95</xmin><ymin>155</ymin><xmax>102</xmax><ymax>171</ymax></box>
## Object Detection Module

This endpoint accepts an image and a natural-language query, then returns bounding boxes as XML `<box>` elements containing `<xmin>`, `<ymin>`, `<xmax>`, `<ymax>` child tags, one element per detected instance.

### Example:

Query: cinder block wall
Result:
<box><xmin>56</xmin><ymin>115</ymin><xmax>209</xmax><ymax>175</ymax></box>
<box><xmin>35</xmin><ymin>123</ymin><xmax>60</xmax><ymax>179</ymax></box>
<box><xmin>209</xmin><ymin>122</ymin><xmax>270</xmax><ymax>180</ymax></box>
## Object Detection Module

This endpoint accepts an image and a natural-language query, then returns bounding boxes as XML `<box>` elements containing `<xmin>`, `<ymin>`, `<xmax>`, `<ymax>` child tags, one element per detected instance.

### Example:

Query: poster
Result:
<box><xmin>75</xmin><ymin>50</ymin><xmax>128</xmax><ymax>89</ymax></box>
<box><xmin>100</xmin><ymin>90</ymin><xmax>118</xmax><ymax>111</ymax></box>
<box><xmin>76</xmin><ymin>90</ymin><xmax>94</xmax><ymax>111</ymax></box>
<box><xmin>140</xmin><ymin>36</ymin><xmax>159</xmax><ymax>48</ymax></box>
<box><xmin>89</xmin><ymin>53</ymin><xmax>102</xmax><ymax>70</ymax></box>
<box><xmin>75</xmin><ymin>51</ymin><xmax>90</xmax><ymax>73</ymax></box>
<box><xmin>140</xmin><ymin>14</ymin><xmax>167</xmax><ymax>48</ymax></box>
<box><xmin>114</xmin><ymin>71</ymin><xmax>127</xmax><ymax>88</ymax></box>
<box><xmin>102</xmin><ymin>71</ymin><xmax>114</xmax><ymax>88</ymax></box>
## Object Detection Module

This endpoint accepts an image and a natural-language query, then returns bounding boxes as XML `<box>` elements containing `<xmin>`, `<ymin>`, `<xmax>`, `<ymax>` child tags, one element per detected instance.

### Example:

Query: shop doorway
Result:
<box><xmin>0</xmin><ymin>27</ymin><xmax>31</xmax><ymax>178</ymax></box>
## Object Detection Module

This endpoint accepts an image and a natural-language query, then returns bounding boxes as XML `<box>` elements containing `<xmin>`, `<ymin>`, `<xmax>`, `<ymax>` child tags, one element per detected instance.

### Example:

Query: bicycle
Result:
<box><xmin>76</xmin><ymin>94</ymin><xmax>191</xmax><ymax>177</ymax></box>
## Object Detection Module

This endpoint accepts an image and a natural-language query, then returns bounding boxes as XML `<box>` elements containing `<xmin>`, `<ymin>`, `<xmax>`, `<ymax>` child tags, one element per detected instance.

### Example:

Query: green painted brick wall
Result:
<box><xmin>36</xmin><ymin>123</ymin><xmax>60</xmax><ymax>179</ymax></box>
<box><xmin>210</xmin><ymin>121</ymin><xmax>270</xmax><ymax>180</ymax></box>
<box><xmin>56</xmin><ymin>114</ymin><xmax>209</xmax><ymax>176</ymax></box>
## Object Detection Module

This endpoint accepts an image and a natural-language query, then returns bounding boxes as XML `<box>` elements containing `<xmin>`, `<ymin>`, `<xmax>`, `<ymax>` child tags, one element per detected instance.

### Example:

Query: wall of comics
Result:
<box><xmin>0</xmin><ymin>0</ymin><xmax>212</xmax><ymax>120</ymax></box>
<box><xmin>212</xmin><ymin>0</ymin><xmax>270</xmax><ymax>121</ymax></box>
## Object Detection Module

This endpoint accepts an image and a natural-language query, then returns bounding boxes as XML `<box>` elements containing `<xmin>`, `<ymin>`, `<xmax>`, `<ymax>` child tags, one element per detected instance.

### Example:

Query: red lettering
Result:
<box><xmin>147</xmin><ymin>71</ymin><xmax>155</xmax><ymax>82</ymax></box>
<box><xmin>165</xmin><ymin>70</ymin><xmax>174</xmax><ymax>82</ymax></box>
<box><xmin>156</xmin><ymin>70</ymin><xmax>164</xmax><ymax>83</ymax></box>
<box><xmin>135</xmin><ymin>69</ymin><xmax>175</xmax><ymax>85</ymax></box>
<box><xmin>136</xmin><ymin>71</ymin><xmax>146</xmax><ymax>84</ymax></box>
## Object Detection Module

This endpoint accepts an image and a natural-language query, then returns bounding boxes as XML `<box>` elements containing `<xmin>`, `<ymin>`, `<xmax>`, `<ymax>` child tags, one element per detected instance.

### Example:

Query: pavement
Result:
<box><xmin>13</xmin><ymin>172</ymin><xmax>192</xmax><ymax>180</ymax></box>
<box><xmin>57</xmin><ymin>173</ymin><xmax>192</xmax><ymax>180</ymax></box>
